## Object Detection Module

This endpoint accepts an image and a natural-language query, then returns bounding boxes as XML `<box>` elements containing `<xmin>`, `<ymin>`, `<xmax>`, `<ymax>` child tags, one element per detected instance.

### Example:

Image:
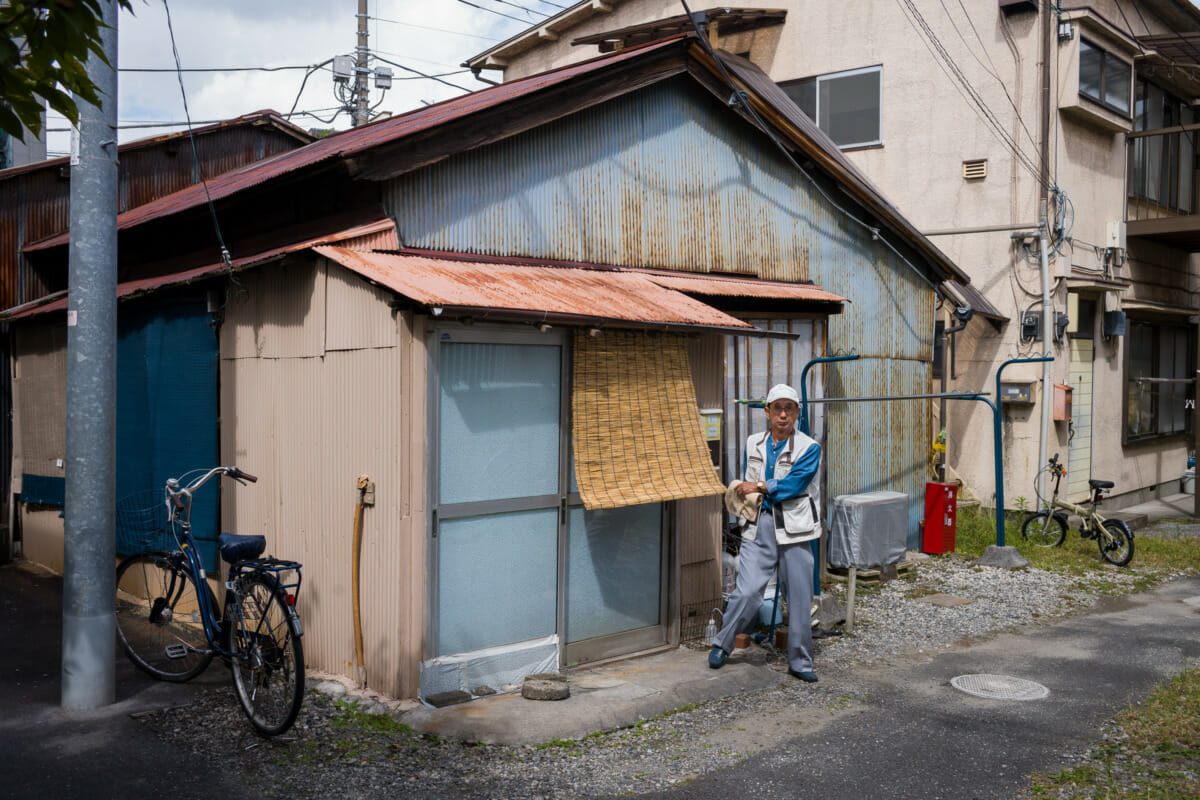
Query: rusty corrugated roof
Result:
<box><xmin>314</xmin><ymin>246</ymin><xmax>762</xmax><ymax>334</ymax></box>
<box><xmin>24</xmin><ymin>37</ymin><xmax>690</xmax><ymax>254</ymax></box>
<box><xmin>0</xmin><ymin>109</ymin><xmax>311</xmax><ymax>183</ymax></box>
<box><xmin>20</xmin><ymin>34</ymin><xmax>968</xmax><ymax>290</ymax></box>
<box><xmin>2</xmin><ymin>216</ymin><xmax>397</xmax><ymax>321</ymax></box>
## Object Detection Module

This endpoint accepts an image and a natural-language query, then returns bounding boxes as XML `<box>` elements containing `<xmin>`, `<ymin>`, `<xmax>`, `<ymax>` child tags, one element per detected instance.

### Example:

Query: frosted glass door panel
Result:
<box><xmin>566</xmin><ymin>504</ymin><xmax>662</xmax><ymax>643</ymax></box>
<box><xmin>439</xmin><ymin>342</ymin><xmax>561</xmax><ymax>505</ymax></box>
<box><xmin>437</xmin><ymin>509</ymin><xmax>558</xmax><ymax>655</ymax></box>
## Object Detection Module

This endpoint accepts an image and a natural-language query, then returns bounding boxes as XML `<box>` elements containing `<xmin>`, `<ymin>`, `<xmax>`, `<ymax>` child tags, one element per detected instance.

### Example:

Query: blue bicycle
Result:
<box><xmin>114</xmin><ymin>466</ymin><xmax>305</xmax><ymax>736</ymax></box>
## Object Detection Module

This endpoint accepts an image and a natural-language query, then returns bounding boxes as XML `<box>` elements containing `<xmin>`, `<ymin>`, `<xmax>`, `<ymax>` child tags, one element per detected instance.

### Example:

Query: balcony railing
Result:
<box><xmin>1126</xmin><ymin>123</ymin><xmax>1200</xmax><ymax>251</ymax></box>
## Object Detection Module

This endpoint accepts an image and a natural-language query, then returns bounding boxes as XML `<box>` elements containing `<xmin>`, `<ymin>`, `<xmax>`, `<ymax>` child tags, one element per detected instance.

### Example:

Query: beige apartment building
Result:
<box><xmin>468</xmin><ymin>0</ymin><xmax>1200</xmax><ymax>512</ymax></box>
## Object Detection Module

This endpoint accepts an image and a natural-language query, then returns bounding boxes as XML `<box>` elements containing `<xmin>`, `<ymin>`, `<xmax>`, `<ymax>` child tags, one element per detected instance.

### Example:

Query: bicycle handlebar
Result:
<box><xmin>165</xmin><ymin>467</ymin><xmax>258</xmax><ymax>517</ymax></box>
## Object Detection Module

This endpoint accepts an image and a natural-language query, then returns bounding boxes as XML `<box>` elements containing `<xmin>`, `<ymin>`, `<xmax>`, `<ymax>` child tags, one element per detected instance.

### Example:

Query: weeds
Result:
<box><xmin>1022</xmin><ymin>667</ymin><xmax>1200</xmax><ymax>799</ymax></box>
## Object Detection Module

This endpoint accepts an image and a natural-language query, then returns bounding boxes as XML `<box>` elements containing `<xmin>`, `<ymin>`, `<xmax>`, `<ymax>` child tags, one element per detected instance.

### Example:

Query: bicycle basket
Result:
<box><xmin>115</xmin><ymin>491</ymin><xmax>174</xmax><ymax>555</ymax></box>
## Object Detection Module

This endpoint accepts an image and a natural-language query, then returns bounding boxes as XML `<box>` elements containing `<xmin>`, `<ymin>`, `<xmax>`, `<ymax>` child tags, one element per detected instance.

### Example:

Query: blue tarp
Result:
<box><xmin>115</xmin><ymin>297</ymin><xmax>219</xmax><ymax>570</ymax></box>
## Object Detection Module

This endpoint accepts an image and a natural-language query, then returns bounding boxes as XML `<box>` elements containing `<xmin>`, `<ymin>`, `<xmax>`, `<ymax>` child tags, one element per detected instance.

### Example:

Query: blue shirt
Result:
<box><xmin>745</xmin><ymin>433</ymin><xmax>821</xmax><ymax>509</ymax></box>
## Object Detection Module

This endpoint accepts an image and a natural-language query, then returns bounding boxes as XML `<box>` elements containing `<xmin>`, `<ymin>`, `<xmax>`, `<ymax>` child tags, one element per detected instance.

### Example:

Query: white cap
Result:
<box><xmin>765</xmin><ymin>384</ymin><xmax>799</xmax><ymax>405</ymax></box>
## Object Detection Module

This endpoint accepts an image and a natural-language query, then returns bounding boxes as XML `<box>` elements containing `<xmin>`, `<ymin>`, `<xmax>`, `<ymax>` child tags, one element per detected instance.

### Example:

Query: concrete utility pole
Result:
<box><xmin>353</xmin><ymin>0</ymin><xmax>370</xmax><ymax>127</ymax></box>
<box><xmin>62</xmin><ymin>0</ymin><xmax>118</xmax><ymax>710</ymax></box>
<box><xmin>1035</xmin><ymin>0</ymin><xmax>1055</xmax><ymax>503</ymax></box>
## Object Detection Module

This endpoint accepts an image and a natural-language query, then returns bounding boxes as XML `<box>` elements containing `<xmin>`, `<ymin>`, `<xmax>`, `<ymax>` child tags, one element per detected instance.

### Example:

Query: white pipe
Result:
<box><xmin>1037</xmin><ymin>224</ymin><xmax>1053</xmax><ymax>503</ymax></box>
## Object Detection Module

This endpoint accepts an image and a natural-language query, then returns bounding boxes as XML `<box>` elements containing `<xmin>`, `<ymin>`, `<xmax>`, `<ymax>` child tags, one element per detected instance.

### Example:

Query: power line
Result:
<box><xmin>119</xmin><ymin>64</ymin><xmax>320</xmax><ymax>73</ymax></box>
<box><xmin>368</xmin><ymin>15</ymin><xmax>502</xmax><ymax>42</ymax></box>
<box><xmin>894</xmin><ymin>0</ymin><xmax>1045</xmax><ymax>189</ymax></box>
<box><xmin>455</xmin><ymin>0</ymin><xmax>533</xmax><ymax>26</ymax></box>
<box><xmin>371</xmin><ymin>55</ymin><xmax>474</xmax><ymax>93</ymax></box>
<box><xmin>162</xmin><ymin>0</ymin><xmax>234</xmax><ymax>270</ymax></box>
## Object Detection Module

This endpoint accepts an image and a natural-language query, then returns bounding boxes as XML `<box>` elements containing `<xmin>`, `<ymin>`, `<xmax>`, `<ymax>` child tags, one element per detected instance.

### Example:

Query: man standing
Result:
<box><xmin>709</xmin><ymin>384</ymin><xmax>822</xmax><ymax>682</ymax></box>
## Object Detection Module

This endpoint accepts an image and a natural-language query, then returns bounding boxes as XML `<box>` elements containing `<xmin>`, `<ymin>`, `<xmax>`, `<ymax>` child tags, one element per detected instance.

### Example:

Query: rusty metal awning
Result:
<box><xmin>314</xmin><ymin>247</ymin><xmax>824</xmax><ymax>338</ymax></box>
<box><xmin>644</xmin><ymin>271</ymin><xmax>845</xmax><ymax>308</ymax></box>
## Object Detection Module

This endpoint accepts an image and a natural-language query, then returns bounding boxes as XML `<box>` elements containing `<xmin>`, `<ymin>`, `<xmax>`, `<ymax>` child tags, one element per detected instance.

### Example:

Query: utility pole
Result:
<box><xmin>62</xmin><ymin>0</ymin><xmax>118</xmax><ymax>710</ymax></box>
<box><xmin>1035</xmin><ymin>0</ymin><xmax>1054</xmax><ymax>503</ymax></box>
<box><xmin>353</xmin><ymin>0</ymin><xmax>370</xmax><ymax>127</ymax></box>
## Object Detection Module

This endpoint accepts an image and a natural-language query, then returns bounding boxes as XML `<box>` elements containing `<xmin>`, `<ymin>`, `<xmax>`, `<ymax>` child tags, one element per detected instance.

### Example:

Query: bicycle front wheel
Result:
<box><xmin>1098</xmin><ymin>519</ymin><xmax>1134</xmax><ymax>567</ymax></box>
<box><xmin>115</xmin><ymin>553</ymin><xmax>215</xmax><ymax>681</ymax></box>
<box><xmin>1021</xmin><ymin>510</ymin><xmax>1066</xmax><ymax>547</ymax></box>
<box><xmin>228</xmin><ymin>574</ymin><xmax>305</xmax><ymax>736</ymax></box>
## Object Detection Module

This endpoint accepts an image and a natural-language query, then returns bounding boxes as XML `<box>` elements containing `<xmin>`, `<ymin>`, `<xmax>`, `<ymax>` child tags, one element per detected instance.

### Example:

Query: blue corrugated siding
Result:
<box><xmin>387</xmin><ymin>76</ymin><xmax>936</xmax><ymax>547</ymax></box>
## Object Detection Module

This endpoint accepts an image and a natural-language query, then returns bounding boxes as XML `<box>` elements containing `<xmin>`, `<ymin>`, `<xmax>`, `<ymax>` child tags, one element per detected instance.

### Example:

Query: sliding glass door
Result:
<box><xmin>430</xmin><ymin>325</ymin><xmax>668</xmax><ymax>669</ymax></box>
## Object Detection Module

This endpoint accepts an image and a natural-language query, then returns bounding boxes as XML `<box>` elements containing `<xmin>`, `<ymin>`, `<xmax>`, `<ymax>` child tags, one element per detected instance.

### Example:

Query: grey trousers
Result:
<box><xmin>713</xmin><ymin>511</ymin><xmax>815</xmax><ymax>672</ymax></box>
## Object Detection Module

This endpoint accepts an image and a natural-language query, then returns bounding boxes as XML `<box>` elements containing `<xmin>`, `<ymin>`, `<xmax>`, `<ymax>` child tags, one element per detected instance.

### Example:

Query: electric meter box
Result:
<box><xmin>699</xmin><ymin>408</ymin><xmax>722</xmax><ymax>468</ymax></box>
<box><xmin>999</xmin><ymin>381</ymin><xmax>1035</xmax><ymax>404</ymax></box>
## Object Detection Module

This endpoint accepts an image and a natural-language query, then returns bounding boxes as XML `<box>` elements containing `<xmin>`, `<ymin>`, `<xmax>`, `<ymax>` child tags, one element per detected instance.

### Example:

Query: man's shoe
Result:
<box><xmin>788</xmin><ymin>668</ymin><xmax>818</xmax><ymax>683</ymax></box>
<box><xmin>708</xmin><ymin>646</ymin><xmax>728</xmax><ymax>669</ymax></box>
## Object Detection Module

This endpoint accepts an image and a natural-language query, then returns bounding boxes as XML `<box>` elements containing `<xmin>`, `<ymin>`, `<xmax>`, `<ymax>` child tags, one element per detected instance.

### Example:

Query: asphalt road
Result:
<box><xmin>635</xmin><ymin>575</ymin><xmax>1200</xmax><ymax>799</ymax></box>
<box><xmin>0</xmin><ymin>563</ymin><xmax>250</xmax><ymax>800</ymax></box>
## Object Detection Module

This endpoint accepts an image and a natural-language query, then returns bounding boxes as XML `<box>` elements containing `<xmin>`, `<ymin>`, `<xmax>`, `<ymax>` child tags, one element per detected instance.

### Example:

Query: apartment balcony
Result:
<box><xmin>1125</xmin><ymin>123</ymin><xmax>1200</xmax><ymax>251</ymax></box>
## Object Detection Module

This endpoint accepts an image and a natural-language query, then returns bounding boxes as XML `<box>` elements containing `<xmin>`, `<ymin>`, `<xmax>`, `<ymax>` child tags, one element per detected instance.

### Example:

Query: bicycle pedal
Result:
<box><xmin>164</xmin><ymin>643</ymin><xmax>190</xmax><ymax>659</ymax></box>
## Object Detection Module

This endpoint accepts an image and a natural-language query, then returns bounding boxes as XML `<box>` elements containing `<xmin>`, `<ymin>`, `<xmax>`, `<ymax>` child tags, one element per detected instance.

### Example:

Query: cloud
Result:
<box><xmin>46</xmin><ymin>0</ymin><xmax>539</xmax><ymax>153</ymax></box>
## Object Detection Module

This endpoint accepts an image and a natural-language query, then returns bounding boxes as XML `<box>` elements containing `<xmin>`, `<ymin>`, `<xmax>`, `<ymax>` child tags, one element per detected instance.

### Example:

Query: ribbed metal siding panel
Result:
<box><xmin>220</xmin><ymin>262</ymin><xmax>426</xmax><ymax>699</ymax></box>
<box><xmin>723</xmin><ymin>318</ymin><xmax>822</xmax><ymax>484</ymax></box>
<box><xmin>386</xmin><ymin>78</ymin><xmax>830</xmax><ymax>280</ymax></box>
<box><xmin>825</xmin><ymin>249</ymin><xmax>934</xmax><ymax>363</ymax></box>
<box><xmin>323</xmin><ymin>258</ymin><xmax>400</xmax><ymax>352</ymax></box>
<box><xmin>824</xmin><ymin>356</ymin><xmax>931</xmax><ymax>550</ymax></box>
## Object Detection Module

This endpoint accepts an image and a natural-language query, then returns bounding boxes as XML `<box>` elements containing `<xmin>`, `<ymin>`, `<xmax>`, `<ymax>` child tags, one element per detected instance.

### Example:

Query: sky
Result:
<box><xmin>43</xmin><ymin>0</ymin><xmax>560</xmax><ymax>156</ymax></box>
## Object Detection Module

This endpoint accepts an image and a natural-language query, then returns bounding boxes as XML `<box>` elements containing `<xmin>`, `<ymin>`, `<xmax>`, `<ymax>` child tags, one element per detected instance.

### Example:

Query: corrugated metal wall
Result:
<box><xmin>220</xmin><ymin>257</ymin><xmax>427</xmax><ymax>699</ymax></box>
<box><xmin>9</xmin><ymin>322</ymin><xmax>68</xmax><ymax>569</ymax></box>
<box><xmin>679</xmin><ymin>335</ymin><xmax>725</xmax><ymax>630</ymax></box>
<box><xmin>386</xmin><ymin>78</ymin><xmax>824</xmax><ymax>278</ymax></box>
<box><xmin>383</xmin><ymin>76</ymin><xmax>936</xmax><ymax>548</ymax></box>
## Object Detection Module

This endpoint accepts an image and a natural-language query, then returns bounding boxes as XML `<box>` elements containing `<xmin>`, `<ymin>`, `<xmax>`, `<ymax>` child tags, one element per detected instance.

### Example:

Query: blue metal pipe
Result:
<box><xmin>799</xmin><ymin>353</ymin><xmax>859</xmax><ymax>435</ymax></box>
<box><xmin>992</xmin><ymin>356</ymin><xmax>1053</xmax><ymax>546</ymax></box>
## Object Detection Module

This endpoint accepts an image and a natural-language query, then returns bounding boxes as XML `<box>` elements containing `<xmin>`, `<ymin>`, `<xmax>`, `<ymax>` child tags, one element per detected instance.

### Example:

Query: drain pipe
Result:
<box><xmin>938</xmin><ymin>305</ymin><xmax>975</xmax><ymax>480</ymax></box>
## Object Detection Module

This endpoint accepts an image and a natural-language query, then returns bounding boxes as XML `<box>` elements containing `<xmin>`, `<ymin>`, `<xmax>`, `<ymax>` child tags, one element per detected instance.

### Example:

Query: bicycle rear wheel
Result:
<box><xmin>1020</xmin><ymin>510</ymin><xmax>1066</xmax><ymax>547</ymax></box>
<box><xmin>1098</xmin><ymin>519</ymin><xmax>1134</xmax><ymax>566</ymax></box>
<box><xmin>228</xmin><ymin>573</ymin><xmax>305</xmax><ymax>736</ymax></box>
<box><xmin>115</xmin><ymin>553</ymin><xmax>215</xmax><ymax>681</ymax></box>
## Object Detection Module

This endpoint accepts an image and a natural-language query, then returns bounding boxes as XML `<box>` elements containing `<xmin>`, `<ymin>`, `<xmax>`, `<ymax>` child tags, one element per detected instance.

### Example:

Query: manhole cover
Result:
<box><xmin>950</xmin><ymin>674</ymin><xmax>1049</xmax><ymax>701</ymax></box>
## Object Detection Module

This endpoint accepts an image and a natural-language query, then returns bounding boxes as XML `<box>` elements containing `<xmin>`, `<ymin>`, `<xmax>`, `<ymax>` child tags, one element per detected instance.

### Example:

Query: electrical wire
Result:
<box><xmin>287</xmin><ymin>59</ymin><xmax>334</xmax><ymax>121</ymax></box>
<box><xmin>944</xmin><ymin>0</ymin><xmax>1039</xmax><ymax>155</ymax></box>
<box><xmin>119</xmin><ymin>64</ymin><xmax>317</xmax><ymax>73</ymax></box>
<box><xmin>677</xmin><ymin>0</ymin><xmax>942</xmax><ymax>293</ymax></box>
<box><xmin>456</xmin><ymin>0</ymin><xmax>532</xmax><ymax>26</ymax></box>
<box><xmin>371</xmin><ymin>55</ymin><xmax>474</xmax><ymax>93</ymax></box>
<box><xmin>368</xmin><ymin>15</ymin><xmax>502</xmax><ymax>42</ymax></box>
<box><xmin>161</xmin><ymin>0</ymin><xmax>235</xmax><ymax>273</ymax></box>
<box><xmin>894</xmin><ymin>0</ymin><xmax>1045</xmax><ymax>191</ymax></box>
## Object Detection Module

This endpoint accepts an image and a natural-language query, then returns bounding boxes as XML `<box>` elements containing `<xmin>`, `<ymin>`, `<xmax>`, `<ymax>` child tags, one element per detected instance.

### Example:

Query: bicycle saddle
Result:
<box><xmin>218</xmin><ymin>532</ymin><xmax>267</xmax><ymax>564</ymax></box>
<box><xmin>1088</xmin><ymin>479</ymin><xmax>1114</xmax><ymax>490</ymax></box>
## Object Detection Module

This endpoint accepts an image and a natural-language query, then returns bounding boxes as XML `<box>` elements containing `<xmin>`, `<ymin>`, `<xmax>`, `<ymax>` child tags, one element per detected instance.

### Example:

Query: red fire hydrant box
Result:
<box><xmin>923</xmin><ymin>481</ymin><xmax>958</xmax><ymax>554</ymax></box>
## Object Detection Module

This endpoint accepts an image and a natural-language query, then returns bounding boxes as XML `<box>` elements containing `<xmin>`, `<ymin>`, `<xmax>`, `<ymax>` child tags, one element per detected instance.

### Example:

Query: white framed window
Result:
<box><xmin>1079</xmin><ymin>39</ymin><xmax>1131</xmax><ymax>116</ymax></box>
<box><xmin>780</xmin><ymin>65</ymin><xmax>882</xmax><ymax>149</ymax></box>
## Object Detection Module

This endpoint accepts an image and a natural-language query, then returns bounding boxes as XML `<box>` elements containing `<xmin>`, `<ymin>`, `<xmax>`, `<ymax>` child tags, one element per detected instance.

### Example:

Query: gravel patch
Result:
<box><xmin>132</xmin><ymin>551</ymin><xmax>1176</xmax><ymax>799</ymax></box>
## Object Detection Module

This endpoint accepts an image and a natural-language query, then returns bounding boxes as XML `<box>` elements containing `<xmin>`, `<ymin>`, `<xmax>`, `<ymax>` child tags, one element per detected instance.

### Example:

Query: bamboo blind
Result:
<box><xmin>572</xmin><ymin>329</ymin><xmax>726</xmax><ymax>510</ymax></box>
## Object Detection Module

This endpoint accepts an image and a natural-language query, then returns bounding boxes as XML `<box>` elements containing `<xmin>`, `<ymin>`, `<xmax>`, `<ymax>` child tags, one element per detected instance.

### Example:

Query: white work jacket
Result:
<box><xmin>742</xmin><ymin>429</ymin><xmax>820</xmax><ymax>544</ymax></box>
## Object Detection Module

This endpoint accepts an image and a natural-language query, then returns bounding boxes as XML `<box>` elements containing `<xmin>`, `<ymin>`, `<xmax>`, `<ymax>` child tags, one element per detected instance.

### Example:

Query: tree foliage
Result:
<box><xmin>1</xmin><ymin>0</ymin><xmax>135</xmax><ymax>142</ymax></box>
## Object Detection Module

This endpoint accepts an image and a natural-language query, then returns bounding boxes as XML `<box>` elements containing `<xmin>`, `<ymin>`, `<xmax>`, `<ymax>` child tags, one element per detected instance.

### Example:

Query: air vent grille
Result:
<box><xmin>963</xmin><ymin>159</ymin><xmax>988</xmax><ymax>180</ymax></box>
